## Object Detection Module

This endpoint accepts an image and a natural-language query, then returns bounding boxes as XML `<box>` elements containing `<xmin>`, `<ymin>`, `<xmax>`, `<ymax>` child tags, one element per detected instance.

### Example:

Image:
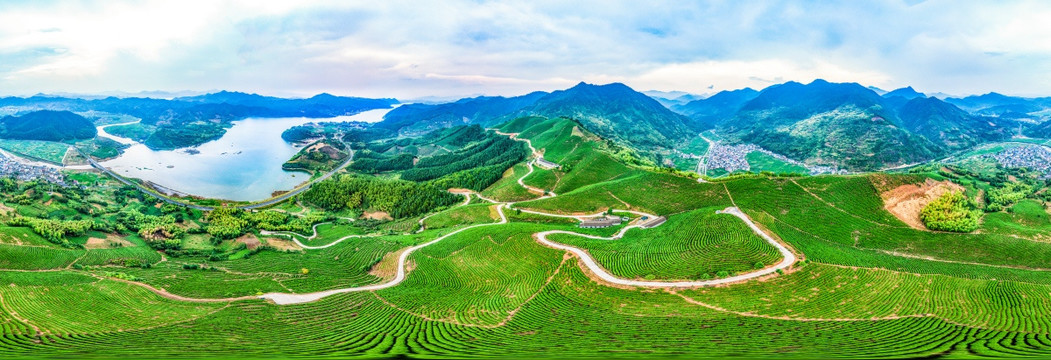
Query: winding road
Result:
<box><xmin>255</xmin><ymin>131</ymin><xmax>798</xmax><ymax>305</ymax></box>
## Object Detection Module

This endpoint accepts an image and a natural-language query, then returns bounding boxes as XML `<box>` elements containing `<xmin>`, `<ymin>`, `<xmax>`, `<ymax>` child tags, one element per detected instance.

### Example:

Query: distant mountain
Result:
<box><xmin>375</xmin><ymin>92</ymin><xmax>548</xmax><ymax>135</ymax></box>
<box><xmin>0</xmin><ymin>110</ymin><xmax>96</xmax><ymax>141</ymax></box>
<box><xmin>944</xmin><ymin>93</ymin><xmax>1034</xmax><ymax>112</ymax></box>
<box><xmin>377</xmin><ymin>82</ymin><xmax>694</xmax><ymax>149</ymax></box>
<box><xmin>867</xmin><ymin>86</ymin><xmax>888</xmax><ymax>96</ymax></box>
<box><xmin>0</xmin><ymin>92</ymin><xmax>396</xmax><ymax>149</ymax></box>
<box><xmin>897</xmin><ymin>97</ymin><xmax>1013</xmax><ymax>150</ymax></box>
<box><xmin>176</xmin><ymin>91</ymin><xmax>397</xmax><ymax>117</ymax></box>
<box><xmin>643</xmin><ymin>90</ymin><xmax>707</xmax><ymax>108</ymax></box>
<box><xmin>723</xmin><ymin>80</ymin><xmax>941</xmax><ymax>170</ymax></box>
<box><xmin>509</xmin><ymin>82</ymin><xmax>694</xmax><ymax>148</ymax></box>
<box><xmin>882</xmin><ymin>86</ymin><xmax>925</xmax><ymax>100</ymax></box>
<box><xmin>673</xmin><ymin>88</ymin><xmax>758</xmax><ymax>129</ymax></box>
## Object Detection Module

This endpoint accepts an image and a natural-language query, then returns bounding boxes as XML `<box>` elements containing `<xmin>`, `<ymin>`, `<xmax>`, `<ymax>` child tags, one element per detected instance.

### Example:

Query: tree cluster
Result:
<box><xmin>300</xmin><ymin>174</ymin><xmax>461</xmax><ymax>218</ymax></box>
<box><xmin>920</xmin><ymin>191</ymin><xmax>982</xmax><ymax>233</ymax></box>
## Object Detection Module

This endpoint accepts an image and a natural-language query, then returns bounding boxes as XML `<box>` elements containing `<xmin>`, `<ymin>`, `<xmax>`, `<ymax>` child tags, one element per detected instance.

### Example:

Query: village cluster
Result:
<box><xmin>991</xmin><ymin>145</ymin><xmax>1051</xmax><ymax>179</ymax></box>
<box><xmin>0</xmin><ymin>153</ymin><xmax>68</xmax><ymax>186</ymax></box>
<box><xmin>702</xmin><ymin>143</ymin><xmax>842</xmax><ymax>176</ymax></box>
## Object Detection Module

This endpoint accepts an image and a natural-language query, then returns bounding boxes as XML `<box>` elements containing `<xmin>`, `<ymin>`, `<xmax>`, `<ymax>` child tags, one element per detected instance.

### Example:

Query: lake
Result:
<box><xmin>98</xmin><ymin>107</ymin><xmax>395</xmax><ymax>201</ymax></box>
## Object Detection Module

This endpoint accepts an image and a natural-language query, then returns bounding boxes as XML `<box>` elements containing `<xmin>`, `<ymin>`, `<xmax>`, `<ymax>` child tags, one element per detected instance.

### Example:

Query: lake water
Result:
<box><xmin>98</xmin><ymin>107</ymin><xmax>395</xmax><ymax>201</ymax></box>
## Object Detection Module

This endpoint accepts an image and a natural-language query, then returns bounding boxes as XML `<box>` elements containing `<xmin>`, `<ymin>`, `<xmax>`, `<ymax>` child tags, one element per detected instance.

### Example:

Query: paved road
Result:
<box><xmin>260</xmin><ymin>198</ymin><xmax>512</xmax><ymax>305</ymax></box>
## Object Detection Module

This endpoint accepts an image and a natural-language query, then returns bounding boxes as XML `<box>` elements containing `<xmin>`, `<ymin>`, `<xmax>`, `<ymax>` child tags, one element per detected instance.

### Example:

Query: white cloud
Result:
<box><xmin>0</xmin><ymin>0</ymin><xmax>1049</xmax><ymax>98</ymax></box>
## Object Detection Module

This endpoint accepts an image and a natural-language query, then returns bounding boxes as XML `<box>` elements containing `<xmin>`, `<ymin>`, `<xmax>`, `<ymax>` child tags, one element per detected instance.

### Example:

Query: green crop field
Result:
<box><xmin>0</xmin><ymin>139</ymin><xmax>69</xmax><ymax>164</ymax></box>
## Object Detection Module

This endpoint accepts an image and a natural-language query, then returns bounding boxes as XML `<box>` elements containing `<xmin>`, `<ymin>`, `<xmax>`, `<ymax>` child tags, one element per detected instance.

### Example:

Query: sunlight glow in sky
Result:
<box><xmin>1</xmin><ymin>0</ymin><xmax>1050</xmax><ymax>98</ymax></box>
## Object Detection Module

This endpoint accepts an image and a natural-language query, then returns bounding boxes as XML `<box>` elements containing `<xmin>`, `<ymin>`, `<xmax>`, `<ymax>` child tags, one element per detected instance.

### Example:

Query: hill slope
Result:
<box><xmin>375</xmin><ymin>92</ymin><xmax>547</xmax><ymax>135</ymax></box>
<box><xmin>723</xmin><ymin>80</ymin><xmax>940</xmax><ymax>170</ymax></box>
<box><xmin>897</xmin><ymin>97</ymin><xmax>1013</xmax><ymax>150</ymax></box>
<box><xmin>510</xmin><ymin>82</ymin><xmax>694</xmax><ymax>149</ymax></box>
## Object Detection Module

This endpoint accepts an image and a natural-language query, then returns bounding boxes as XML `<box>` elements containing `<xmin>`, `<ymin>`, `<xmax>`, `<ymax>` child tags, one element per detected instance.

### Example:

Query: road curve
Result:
<box><xmin>255</xmin><ymin>131</ymin><xmax>797</xmax><ymax>305</ymax></box>
<box><xmin>106</xmin><ymin>128</ymin><xmax>798</xmax><ymax>305</ymax></box>
<box><xmin>259</xmin><ymin>222</ymin><xmax>380</xmax><ymax>250</ymax></box>
<box><xmin>259</xmin><ymin>203</ymin><xmax>510</xmax><ymax>305</ymax></box>
<box><xmin>535</xmin><ymin>206</ymin><xmax>796</xmax><ymax>287</ymax></box>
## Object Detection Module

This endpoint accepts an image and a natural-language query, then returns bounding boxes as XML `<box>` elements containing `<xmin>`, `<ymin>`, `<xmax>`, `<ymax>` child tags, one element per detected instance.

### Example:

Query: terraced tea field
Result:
<box><xmin>2</xmin><ymin>120</ymin><xmax>1051</xmax><ymax>359</ymax></box>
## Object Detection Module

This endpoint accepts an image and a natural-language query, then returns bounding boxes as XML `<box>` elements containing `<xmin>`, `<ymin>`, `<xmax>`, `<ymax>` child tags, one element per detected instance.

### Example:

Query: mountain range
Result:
<box><xmin>377</xmin><ymin>79</ymin><xmax>1051</xmax><ymax>171</ymax></box>
<box><xmin>3</xmin><ymin>79</ymin><xmax>1051</xmax><ymax>171</ymax></box>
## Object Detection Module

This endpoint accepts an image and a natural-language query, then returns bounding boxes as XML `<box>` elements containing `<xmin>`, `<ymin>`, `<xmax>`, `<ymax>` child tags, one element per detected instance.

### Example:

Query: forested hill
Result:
<box><xmin>376</xmin><ymin>82</ymin><xmax>694</xmax><ymax>150</ymax></box>
<box><xmin>705</xmin><ymin>79</ymin><xmax>1033</xmax><ymax>171</ymax></box>
<box><xmin>897</xmin><ymin>96</ymin><xmax>1013</xmax><ymax>151</ymax></box>
<box><xmin>0</xmin><ymin>110</ymin><xmax>96</xmax><ymax>141</ymax></box>
<box><xmin>673</xmin><ymin>88</ymin><xmax>758</xmax><ymax>129</ymax></box>
<box><xmin>375</xmin><ymin>92</ymin><xmax>547</xmax><ymax>135</ymax></box>
<box><xmin>508</xmin><ymin>82</ymin><xmax>694</xmax><ymax>149</ymax></box>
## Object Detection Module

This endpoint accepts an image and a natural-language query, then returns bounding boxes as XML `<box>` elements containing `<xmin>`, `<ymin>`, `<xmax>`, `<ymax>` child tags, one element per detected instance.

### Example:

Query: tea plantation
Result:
<box><xmin>1</xmin><ymin>117</ymin><xmax>1050</xmax><ymax>359</ymax></box>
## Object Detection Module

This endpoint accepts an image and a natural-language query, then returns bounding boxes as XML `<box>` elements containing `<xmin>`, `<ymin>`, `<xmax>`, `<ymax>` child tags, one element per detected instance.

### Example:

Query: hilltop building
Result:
<box><xmin>579</xmin><ymin>215</ymin><xmax>623</xmax><ymax>228</ymax></box>
<box><xmin>536</xmin><ymin>157</ymin><xmax>561</xmax><ymax>170</ymax></box>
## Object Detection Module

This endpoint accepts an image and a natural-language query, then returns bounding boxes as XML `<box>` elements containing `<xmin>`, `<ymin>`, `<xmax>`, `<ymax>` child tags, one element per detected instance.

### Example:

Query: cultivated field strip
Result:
<box><xmin>5</xmin><ymin>263</ymin><xmax>1051</xmax><ymax>358</ymax></box>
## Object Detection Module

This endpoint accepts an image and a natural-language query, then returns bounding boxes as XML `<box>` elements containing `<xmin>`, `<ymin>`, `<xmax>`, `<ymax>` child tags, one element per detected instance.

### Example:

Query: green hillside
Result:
<box><xmin>0</xmin><ymin>110</ymin><xmax>96</xmax><ymax>141</ymax></box>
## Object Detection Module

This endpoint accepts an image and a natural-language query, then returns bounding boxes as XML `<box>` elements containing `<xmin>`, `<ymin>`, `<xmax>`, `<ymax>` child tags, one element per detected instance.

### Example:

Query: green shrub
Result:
<box><xmin>920</xmin><ymin>191</ymin><xmax>982</xmax><ymax>233</ymax></box>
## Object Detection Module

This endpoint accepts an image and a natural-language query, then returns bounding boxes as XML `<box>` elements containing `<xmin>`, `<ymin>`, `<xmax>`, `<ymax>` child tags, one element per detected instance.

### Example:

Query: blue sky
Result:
<box><xmin>0</xmin><ymin>0</ymin><xmax>1049</xmax><ymax>99</ymax></box>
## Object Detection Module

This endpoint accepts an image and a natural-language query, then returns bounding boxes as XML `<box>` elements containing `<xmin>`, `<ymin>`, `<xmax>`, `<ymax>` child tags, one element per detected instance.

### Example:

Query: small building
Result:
<box><xmin>536</xmin><ymin>157</ymin><xmax>561</xmax><ymax>170</ymax></box>
<box><xmin>579</xmin><ymin>216</ymin><xmax>623</xmax><ymax>228</ymax></box>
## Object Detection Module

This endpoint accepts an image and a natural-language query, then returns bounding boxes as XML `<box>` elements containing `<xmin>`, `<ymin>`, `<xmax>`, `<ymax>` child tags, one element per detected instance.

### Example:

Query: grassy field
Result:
<box><xmin>0</xmin><ymin>139</ymin><xmax>69</xmax><ymax>164</ymax></box>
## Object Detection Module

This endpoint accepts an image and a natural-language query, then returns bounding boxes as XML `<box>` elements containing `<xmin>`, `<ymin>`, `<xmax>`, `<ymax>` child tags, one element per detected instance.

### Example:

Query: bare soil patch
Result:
<box><xmin>881</xmin><ymin>179</ymin><xmax>965</xmax><ymax>230</ymax></box>
<box><xmin>363</xmin><ymin>211</ymin><xmax>393</xmax><ymax>221</ymax></box>
<box><xmin>235</xmin><ymin>234</ymin><xmax>262</xmax><ymax>250</ymax></box>
<box><xmin>263</xmin><ymin>237</ymin><xmax>302</xmax><ymax>252</ymax></box>
<box><xmin>84</xmin><ymin>234</ymin><xmax>134</xmax><ymax>249</ymax></box>
<box><xmin>369</xmin><ymin>247</ymin><xmax>409</xmax><ymax>281</ymax></box>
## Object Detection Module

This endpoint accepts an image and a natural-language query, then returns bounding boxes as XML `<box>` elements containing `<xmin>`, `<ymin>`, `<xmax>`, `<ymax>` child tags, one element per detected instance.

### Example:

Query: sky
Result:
<box><xmin>1</xmin><ymin>0</ymin><xmax>1050</xmax><ymax>99</ymax></box>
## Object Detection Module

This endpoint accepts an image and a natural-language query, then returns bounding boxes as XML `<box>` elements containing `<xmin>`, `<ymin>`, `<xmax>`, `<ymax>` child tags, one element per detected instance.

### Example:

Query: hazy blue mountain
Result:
<box><xmin>176</xmin><ymin>91</ymin><xmax>397</xmax><ymax>117</ymax></box>
<box><xmin>643</xmin><ymin>90</ymin><xmax>706</xmax><ymax>108</ymax></box>
<box><xmin>0</xmin><ymin>110</ymin><xmax>97</xmax><ymax>141</ymax></box>
<box><xmin>883</xmin><ymin>86</ymin><xmax>926</xmax><ymax>100</ymax></box>
<box><xmin>673</xmin><ymin>88</ymin><xmax>758</xmax><ymax>129</ymax></box>
<box><xmin>945</xmin><ymin>92</ymin><xmax>1033</xmax><ymax>112</ymax></box>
